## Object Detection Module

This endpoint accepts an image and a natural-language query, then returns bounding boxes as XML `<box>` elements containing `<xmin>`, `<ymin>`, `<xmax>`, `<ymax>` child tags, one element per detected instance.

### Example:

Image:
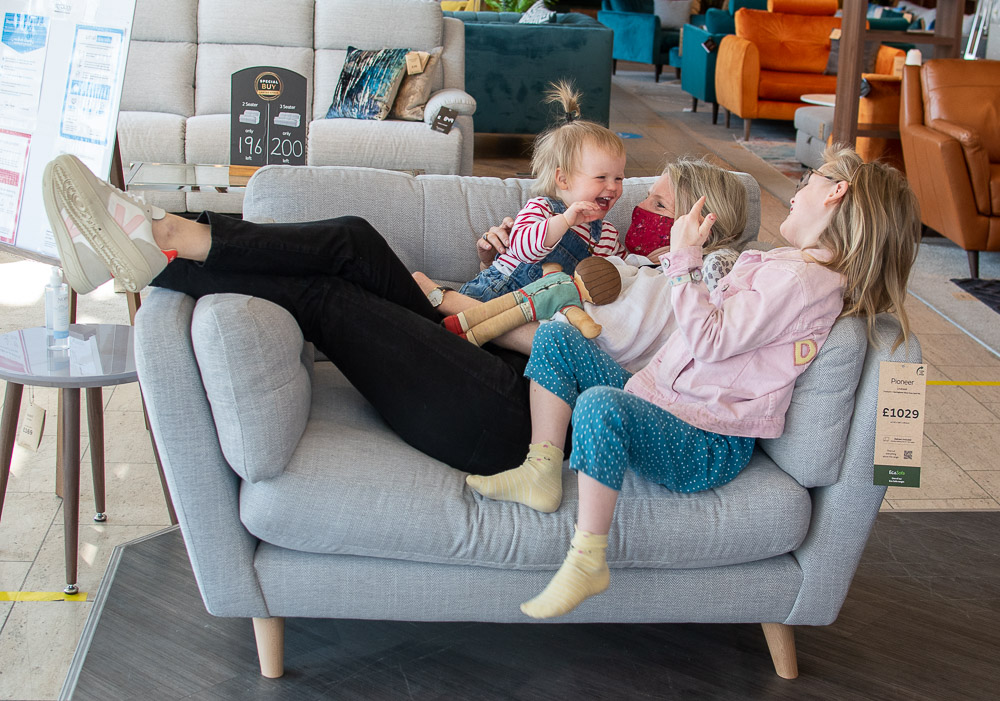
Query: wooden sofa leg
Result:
<box><xmin>725</xmin><ymin>108</ymin><xmax>731</xmax><ymax>129</ymax></box>
<box><xmin>743</xmin><ymin>118</ymin><xmax>752</xmax><ymax>141</ymax></box>
<box><xmin>761</xmin><ymin>622</ymin><xmax>798</xmax><ymax>679</ymax></box>
<box><xmin>968</xmin><ymin>250</ymin><xmax>980</xmax><ymax>279</ymax></box>
<box><xmin>692</xmin><ymin>96</ymin><xmax>698</xmax><ymax>112</ymax></box>
<box><xmin>712</xmin><ymin>102</ymin><xmax>719</xmax><ymax>124</ymax></box>
<box><xmin>252</xmin><ymin>617</ymin><xmax>285</xmax><ymax>678</ymax></box>
<box><xmin>612</xmin><ymin>58</ymin><xmax>617</xmax><ymax>75</ymax></box>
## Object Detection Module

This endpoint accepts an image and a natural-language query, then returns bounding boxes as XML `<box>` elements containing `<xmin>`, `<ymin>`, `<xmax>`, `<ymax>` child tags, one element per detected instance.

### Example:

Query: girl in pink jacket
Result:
<box><xmin>466</xmin><ymin>146</ymin><xmax>920</xmax><ymax>619</ymax></box>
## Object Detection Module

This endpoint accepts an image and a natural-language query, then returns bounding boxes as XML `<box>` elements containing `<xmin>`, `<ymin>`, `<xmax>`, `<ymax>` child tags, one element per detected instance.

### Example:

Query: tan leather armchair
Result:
<box><xmin>900</xmin><ymin>59</ymin><xmax>1000</xmax><ymax>278</ymax></box>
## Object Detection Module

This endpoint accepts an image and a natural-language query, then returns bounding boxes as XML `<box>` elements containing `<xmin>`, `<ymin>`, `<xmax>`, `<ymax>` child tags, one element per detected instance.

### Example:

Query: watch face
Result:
<box><xmin>691</xmin><ymin>269</ymin><xmax>704</xmax><ymax>282</ymax></box>
<box><xmin>428</xmin><ymin>288</ymin><xmax>444</xmax><ymax>307</ymax></box>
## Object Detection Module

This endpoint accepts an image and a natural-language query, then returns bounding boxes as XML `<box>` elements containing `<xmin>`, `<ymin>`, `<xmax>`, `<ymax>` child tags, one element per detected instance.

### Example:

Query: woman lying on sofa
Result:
<box><xmin>41</xmin><ymin>154</ymin><xmax>745</xmax><ymax>479</ymax></box>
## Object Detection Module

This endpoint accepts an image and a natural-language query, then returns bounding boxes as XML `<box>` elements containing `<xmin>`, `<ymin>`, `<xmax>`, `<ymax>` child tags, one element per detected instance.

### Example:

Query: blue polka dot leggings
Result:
<box><xmin>525</xmin><ymin>323</ymin><xmax>755</xmax><ymax>492</ymax></box>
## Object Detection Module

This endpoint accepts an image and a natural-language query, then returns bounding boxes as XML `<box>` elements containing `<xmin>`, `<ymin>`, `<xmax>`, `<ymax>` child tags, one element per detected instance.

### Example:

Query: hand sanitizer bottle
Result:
<box><xmin>45</xmin><ymin>267</ymin><xmax>70</xmax><ymax>350</ymax></box>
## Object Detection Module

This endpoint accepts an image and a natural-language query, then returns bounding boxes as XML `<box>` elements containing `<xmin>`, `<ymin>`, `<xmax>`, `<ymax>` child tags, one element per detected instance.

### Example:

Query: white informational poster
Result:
<box><xmin>0</xmin><ymin>0</ymin><xmax>136</xmax><ymax>264</ymax></box>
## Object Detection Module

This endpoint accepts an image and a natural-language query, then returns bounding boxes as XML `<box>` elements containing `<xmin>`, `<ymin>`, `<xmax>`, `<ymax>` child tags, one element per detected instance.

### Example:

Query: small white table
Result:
<box><xmin>800</xmin><ymin>94</ymin><xmax>836</xmax><ymax>107</ymax></box>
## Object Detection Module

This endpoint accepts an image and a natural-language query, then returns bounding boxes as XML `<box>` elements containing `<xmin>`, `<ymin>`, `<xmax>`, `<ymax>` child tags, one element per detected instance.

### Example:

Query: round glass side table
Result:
<box><xmin>0</xmin><ymin>324</ymin><xmax>138</xmax><ymax>594</ymax></box>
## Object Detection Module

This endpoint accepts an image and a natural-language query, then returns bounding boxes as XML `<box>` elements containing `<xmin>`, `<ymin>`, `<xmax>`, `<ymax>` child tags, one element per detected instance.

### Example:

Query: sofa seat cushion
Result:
<box><xmin>758</xmin><ymin>70</ymin><xmax>837</xmax><ymax>102</ymax></box>
<box><xmin>306</xmin><ymin>117</ymin><xmax>463</xmax><ymax>174</ymax></box>
<box><xmin>116</xmin><ymin>111</ymin><xmax>187</xmax><ymax>213</ymax></box>
<box><xmin>240</xmin><ymin>364</ymin><xmax>812</xmax><ymax>571</ymax></box>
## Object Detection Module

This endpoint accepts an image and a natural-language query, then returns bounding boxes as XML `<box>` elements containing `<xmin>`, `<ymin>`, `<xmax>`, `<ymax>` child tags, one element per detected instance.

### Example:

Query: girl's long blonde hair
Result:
<box><xmin>815</xmin><ymin>145</ymin><xmax>920</xmax><ymax>348</ymax></box>
<box><xmin>664</xmin><ymin>158</ymin><xmax>747</xmax><ymax>254</ymax></box>
<box><xmin>530</xmin><ymin>81</ymin><xmax>625</xmax><ymax>199</ymax></box>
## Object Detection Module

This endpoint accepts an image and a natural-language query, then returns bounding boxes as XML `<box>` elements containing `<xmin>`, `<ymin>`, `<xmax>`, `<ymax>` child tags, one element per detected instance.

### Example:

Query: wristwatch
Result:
<box><xmin>666</xmin><ymin>269</ymin><xmax>703</xmax><ymax>286</ymax></box>
<box><xmin>427</xmin><ymin>285</ymin><xmax>454</xmax><ymax>308</ymax></box>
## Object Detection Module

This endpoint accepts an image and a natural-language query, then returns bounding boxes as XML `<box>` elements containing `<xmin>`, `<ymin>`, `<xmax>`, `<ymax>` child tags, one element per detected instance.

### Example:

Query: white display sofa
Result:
<box><xmin>118</xmin><ymin>0</ymin><xmax>476</xmax><ymax>214</ymax></box>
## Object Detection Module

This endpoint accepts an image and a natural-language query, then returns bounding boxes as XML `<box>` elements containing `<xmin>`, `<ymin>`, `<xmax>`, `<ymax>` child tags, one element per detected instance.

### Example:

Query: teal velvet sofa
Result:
<box><xmin>444</xmin><ymin>11</ymin><xmax>613</xmax><ymax>134</ymax></box>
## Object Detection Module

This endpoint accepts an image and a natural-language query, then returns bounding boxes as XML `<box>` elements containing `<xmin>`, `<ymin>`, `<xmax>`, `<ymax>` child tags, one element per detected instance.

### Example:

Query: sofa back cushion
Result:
<box><xmin>921</xmin><ymin>59</ymin><xmax>1000</xmax><ymax>162</ymax></box>
<box><xmin>190</xmin><ymin>294</ymin><xmax>312</xmax><ymax>483</ymax></box>
<box><xmin>758</xmin><ymin>316</ymin><xmax>867</xmax><ymax>487</ymax></box>
<box><xmin>123</xmin><ymin>0</ymin><xmax>198</xmax><ymax>116</ymax></box>
<box><xmin>243</xmin><ymin>167</ymin><xmax>763</xmax><ymax>284</ymax></box>
<box><xmin>314</xmin><ymin>0</ymin><xmax>444</xmax><ymax>50</ymax></box>
<box><xmin>736</xmin><ymin>8</ymin><xmax>841</xmax><ymax>74</ymax></box>
<box><xmin>768</xmin><ymin>0</ymin><xmax>837</xmax><ymax>15</ymax></box>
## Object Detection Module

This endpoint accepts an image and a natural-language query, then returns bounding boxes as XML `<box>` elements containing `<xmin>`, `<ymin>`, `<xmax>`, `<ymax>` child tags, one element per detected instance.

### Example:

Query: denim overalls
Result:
<box><xmin>459</xmin><ymin>197</ymin><xmax>604</xmax><ymax>302</ymax></box>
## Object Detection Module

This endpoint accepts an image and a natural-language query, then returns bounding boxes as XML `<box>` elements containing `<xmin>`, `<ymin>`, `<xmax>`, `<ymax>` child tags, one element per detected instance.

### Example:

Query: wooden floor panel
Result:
<box><xmin>65</xmin><ymin>512</ymin><xmax>1000</xmax><ymax>700</ymax></box>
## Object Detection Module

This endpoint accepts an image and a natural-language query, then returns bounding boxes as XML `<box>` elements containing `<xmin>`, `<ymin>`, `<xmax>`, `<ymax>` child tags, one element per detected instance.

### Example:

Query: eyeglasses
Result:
<box><xmin>795</xmin><ymin>168</ymin><xmax>837</xmax><ymax>193</ymax></box>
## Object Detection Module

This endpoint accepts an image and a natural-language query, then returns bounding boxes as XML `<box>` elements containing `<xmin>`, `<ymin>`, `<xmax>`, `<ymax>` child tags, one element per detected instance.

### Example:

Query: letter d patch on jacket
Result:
<box><xmin>794</xmin><ymin>339</ymin><xmax>817</xmax><ymax>366</ymax></box>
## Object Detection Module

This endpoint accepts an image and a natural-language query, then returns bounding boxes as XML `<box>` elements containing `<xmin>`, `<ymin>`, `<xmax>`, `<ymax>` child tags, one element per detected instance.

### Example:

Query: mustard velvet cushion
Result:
<box><xmin>390</xmin><ymin>47</ymin><xmax>444</xmax><ymax>121</ymax></box>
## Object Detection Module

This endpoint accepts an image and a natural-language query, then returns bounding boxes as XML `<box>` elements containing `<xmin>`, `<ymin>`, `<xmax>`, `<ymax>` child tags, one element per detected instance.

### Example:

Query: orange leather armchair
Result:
<box><xmin>900</xmin><ymin>59</ymin><xmax>1000</xmax><ymax>278</ymax></box>
<box><xmin>716</xmin><ymin>0</ymin><xmax>840</xmax><ymax>140</ymax></box>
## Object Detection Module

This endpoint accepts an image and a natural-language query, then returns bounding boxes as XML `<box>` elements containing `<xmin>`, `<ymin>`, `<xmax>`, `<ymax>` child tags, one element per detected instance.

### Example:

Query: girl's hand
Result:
<box><xmin>477</xmin><ymin>217</ymin><xmax>513</xmax><ymax>265</ymax></box>
<box><xmin>563</xmin><ymin>200</ymin><xmax>603</xmax><ymax>228</ymax></box>
<box><xmin>670</xmin><ymin>196</ymin><xmax>716</xmax><ymax>250</ymax></box>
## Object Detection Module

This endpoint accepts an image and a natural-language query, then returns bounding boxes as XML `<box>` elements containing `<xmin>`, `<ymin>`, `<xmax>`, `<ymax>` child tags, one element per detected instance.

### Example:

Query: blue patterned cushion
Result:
<box><xmin>326</xmin><ymin>47</ymin><xmax>410</xmax><ymax>120</ymax></box>
<box><xmin>518</xmin><ymin>0</ymin><xmax>555</xmax><ymax>24</ymax></box>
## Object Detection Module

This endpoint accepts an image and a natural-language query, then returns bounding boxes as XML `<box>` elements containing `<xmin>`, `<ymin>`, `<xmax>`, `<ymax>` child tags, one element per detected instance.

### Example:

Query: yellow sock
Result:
<box><xmin>465</xmin><ymin>442</ymin><xmax>563</xmax><ymax>513</ymax></box>
<box><xmin>521</xmin><ymin>526</ymin><xmax>609</xmax><ymax>619</ymax></box>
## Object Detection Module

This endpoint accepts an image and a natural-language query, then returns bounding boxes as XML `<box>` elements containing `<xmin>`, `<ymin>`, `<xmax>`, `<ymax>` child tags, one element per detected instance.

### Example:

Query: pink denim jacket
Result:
<box><xmin>624</xmin><ymin>245</ymin><xmax>846</xmax><ymax>439</ymax></box>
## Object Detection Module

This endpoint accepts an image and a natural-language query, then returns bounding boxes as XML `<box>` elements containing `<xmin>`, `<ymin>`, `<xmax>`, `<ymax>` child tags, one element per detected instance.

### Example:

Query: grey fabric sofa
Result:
<box><xmin>134</xmin><ymin>165</ymin><xmax>919</xmax><ymax>680</ymax></box>
<box><xmin>119</xmin><ymin>0</ymin><xmax>476</xmax><ymax>215</ymax></box>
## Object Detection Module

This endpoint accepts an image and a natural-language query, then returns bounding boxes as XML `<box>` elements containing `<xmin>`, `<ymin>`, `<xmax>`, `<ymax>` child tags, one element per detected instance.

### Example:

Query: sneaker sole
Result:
<box><xmin>43</xmin><ymin>155</ymin><xmax>153</xmax><ymax>294</ymax></box>
<box><xmin>42</xmin><ymin>160</ymin><xmax>98</xmax><ymax>294</ymax></box>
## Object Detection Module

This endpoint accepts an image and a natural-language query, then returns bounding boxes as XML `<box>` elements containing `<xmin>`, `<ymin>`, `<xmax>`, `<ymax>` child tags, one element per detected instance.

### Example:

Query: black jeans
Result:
<box><xmin>152</xmin><ymin>212</ymin><xmax>531</xmax><ymax>474</ymax></box>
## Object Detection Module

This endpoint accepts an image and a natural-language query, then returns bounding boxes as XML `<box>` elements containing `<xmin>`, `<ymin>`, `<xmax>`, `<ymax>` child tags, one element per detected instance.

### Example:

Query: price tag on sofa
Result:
<box><xmin>231</xmin><ymin>67</ymin><xmax>307</xmax><ymax>167</ymax></box>
<box><xmin>431</xmin><ymin>106</ymin><xmax>458</xmax><ymax>134</ymax></box>
<box><xmin>873</xmin><ymin>362</ymin><xmax>927</xmax><ymax>487</ymax></box>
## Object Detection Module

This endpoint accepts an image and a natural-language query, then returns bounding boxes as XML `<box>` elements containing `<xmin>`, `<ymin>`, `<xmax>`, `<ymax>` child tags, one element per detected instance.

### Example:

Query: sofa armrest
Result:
<box><xmin>928</xmin><ymin>119</ymin><xmax>993</xmax><ymax>216</ymax></box>
<box><xmin>901</xmin><ymin>121</ymin><xmax>985</xmax><ymax>247</ymax></box>
<box><xmin>785</xmin><ymin>316</ymin><xmax>921</xmax><ymax>626</ymax></box>
<box><xmin>134</xmin><ymin>288</ymin><xmax>270</xmax><ymax>618</ymax></box>
<box><xmin>423</xmin><ymin>88</ymin><xmax>477</xmax><ymax>127</ymax></box>
<box><xmin>715</xmin><ymin>35</ymin><xmax>758</xmax><ymax>118</ymax></box>
<box><xmin>597</xmin><ymin>10</ymin><xmax>661</xmax><ymax>64</ymax></box>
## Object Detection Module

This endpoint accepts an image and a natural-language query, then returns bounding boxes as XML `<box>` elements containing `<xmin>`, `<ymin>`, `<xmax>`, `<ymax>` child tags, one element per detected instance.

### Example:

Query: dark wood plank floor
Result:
<box><xmin>64</xmin><ymin>512</ymin><xmax>1000</xmax><ymax>700</ymax></box>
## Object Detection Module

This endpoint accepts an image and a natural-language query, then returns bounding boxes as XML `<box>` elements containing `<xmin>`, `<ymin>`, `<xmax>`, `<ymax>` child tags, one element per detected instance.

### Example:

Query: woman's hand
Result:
<box><xmin>670</xmin><ymin>196</ymin><xmax>716</xmax><ymax>250</ymax></box>
<box><xmin>478</xmin><ymin>217</ymin><xmax>513</xmax><ymax>266</ymax></box>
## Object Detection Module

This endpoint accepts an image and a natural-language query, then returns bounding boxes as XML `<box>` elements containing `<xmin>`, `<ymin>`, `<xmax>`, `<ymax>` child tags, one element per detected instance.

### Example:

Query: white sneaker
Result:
<box><xmin>42</xmin><ymin>154</ymin><xmax>167</xmax><ymax>294</ymax></box>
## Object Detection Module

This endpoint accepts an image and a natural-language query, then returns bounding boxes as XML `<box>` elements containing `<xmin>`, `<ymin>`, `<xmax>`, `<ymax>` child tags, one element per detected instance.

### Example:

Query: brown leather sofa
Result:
<box><xmin>900</xmin><ymin>59</ymin><xmax>1000</xmax><ymax>278</ymax></box>
<box><xmin>716</xmin><ymin>0</ymin><xmax>841</xmax><ymax>140</ymax></box>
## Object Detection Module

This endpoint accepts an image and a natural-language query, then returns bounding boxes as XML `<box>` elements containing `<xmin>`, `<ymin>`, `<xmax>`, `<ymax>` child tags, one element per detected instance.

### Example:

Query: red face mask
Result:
<box><xmin>624</xmin><ymin>206</ymin><xmax>673</xmax><ymax>257</ymax></box>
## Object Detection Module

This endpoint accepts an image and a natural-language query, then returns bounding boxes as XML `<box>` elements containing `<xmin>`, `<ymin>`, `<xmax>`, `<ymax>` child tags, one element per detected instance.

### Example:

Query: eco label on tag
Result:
<box><xmin>405</xmin><ymin>51</ymin><xmax>429</xmax><ymax>75</ymax></box>
<box><xmin>17</xmin><ymin>402</ymin><xmax>45</xmax><ymax>452</ymax></box>
<box><xmin>431</xmin><ymin>106</ymin><xmax>458</xmax><ymax>134</ymax></box>
<box><xmin>874</xmin><ymin>362</ymin><xmax>926</xmax><ymax>487</ymax></box>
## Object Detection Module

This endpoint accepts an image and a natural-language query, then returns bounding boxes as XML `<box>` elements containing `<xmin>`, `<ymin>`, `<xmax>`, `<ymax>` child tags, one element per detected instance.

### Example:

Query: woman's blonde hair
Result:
<box><xmin>664</xmin><ymin>158</ymin><xmax>748</xmax><ymax>254</ymax></box>
<box><xmin>815</xmin><ymin>144</ymin><xmax>920</xmax><ymax>348</ymax></box>
<box><xmin>530</xmin><ymin>81</ymin><xmax>626</xmax><ymax>198</ymax></box>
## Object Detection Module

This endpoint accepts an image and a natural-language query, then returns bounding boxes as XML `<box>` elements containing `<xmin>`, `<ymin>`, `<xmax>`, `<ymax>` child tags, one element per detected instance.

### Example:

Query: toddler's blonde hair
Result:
<box><xmin>815</xmin><ymin>145</ymin><xmax>920</xmax><ymax>348</ymax></box>
<box><xmin>664</xmin><ymin>158</ymin><xmax>748</xmax><ymax>254</ymax></box>
<box><xmin>530</xmin><ymin>81</ymin><xmax>626</xmax><ymax>199</ymax></box>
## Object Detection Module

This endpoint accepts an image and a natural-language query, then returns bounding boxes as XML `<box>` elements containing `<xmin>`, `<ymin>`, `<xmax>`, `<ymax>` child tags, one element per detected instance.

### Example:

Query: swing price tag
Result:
<box><xmin>17</xmin><ymin>402</ymin><xmax>45</xmax><ymax>452</ymax></box>
<box><xmin>873</xmin><ymin>362</ymin><xmax>926</xmax><ymax>487</ymax></box>
<box><xmin>431</xmin><ymin>107</ymin><xmax>458</xmax><ymax>134</ymax></box>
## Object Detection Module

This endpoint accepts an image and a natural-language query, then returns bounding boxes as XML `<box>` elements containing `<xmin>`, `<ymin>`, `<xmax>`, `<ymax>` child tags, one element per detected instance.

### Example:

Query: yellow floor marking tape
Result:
<box><xmin>926</xmin><ymin>381</ymin><xmax>1000</xmax><ymax>386</ymax></box>
<box><xmin>0</xmin><ymin>591</ymin><xmax>88</xmax><ymax>602</ymax></box>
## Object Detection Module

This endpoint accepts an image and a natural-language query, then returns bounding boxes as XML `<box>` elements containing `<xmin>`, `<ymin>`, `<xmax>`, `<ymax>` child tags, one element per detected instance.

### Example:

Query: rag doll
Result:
<box><xmin>444</xmin><ymin>256</ymin><xmax>622</xmax><ymax>347</ymax></box>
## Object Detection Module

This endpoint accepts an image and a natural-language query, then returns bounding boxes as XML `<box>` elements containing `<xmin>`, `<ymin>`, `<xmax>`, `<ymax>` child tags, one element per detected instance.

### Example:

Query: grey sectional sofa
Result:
<box><xmin>119</xmin><ymin>0</ymin><xmax>476</xmax><ymax>214</ymax></box>
<box><xmin>134</xmin><ymin>165</ymin><xmax>918</xmax><ymax>680</ymax></box>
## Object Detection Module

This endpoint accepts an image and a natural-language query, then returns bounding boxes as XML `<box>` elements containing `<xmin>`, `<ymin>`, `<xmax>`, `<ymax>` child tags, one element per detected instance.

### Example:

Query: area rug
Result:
<box><xmin>951</xmin><ymin>278</ymin><xmax>1000</xmax><ymax>315</ymax></box>
<box><xmin>736</xmin><ymin>136</ymin><xmax>804</xmax><ymax>181</ymax></box>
